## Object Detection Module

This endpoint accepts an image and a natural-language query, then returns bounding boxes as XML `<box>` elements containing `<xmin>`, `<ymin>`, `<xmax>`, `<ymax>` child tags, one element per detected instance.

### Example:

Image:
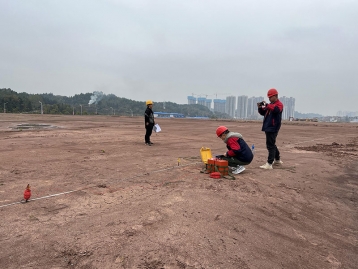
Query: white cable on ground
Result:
<box><xmin>0</xmin><ymin>190</ymin><xmax>83</xmax><ymax>209</ymax></box>
<box><xmin>0</xmin><ymin>161</ymin><xmax>202</xmax><ymax>209</ymax></box>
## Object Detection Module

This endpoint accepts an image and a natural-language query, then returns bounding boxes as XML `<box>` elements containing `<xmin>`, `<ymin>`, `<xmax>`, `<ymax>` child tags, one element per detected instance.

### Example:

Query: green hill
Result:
<box><xmin>0</xmin><ymin>88</ymin><xmax>230</xmax><ymax>118</ymax></box>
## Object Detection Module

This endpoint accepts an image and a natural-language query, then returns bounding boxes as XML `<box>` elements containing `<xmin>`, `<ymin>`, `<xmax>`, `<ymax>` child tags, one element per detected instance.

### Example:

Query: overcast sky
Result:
<box><xmin>1</xmin><ymin>0</ymin><xmax>357</xmax><ymax>116</ymax></box>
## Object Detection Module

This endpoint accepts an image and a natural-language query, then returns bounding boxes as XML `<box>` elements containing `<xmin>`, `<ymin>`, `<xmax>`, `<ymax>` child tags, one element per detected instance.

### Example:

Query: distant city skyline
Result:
<box><xmin>336</xmin><ymin>111</ymin><xmax>358</xmax><ymax>117</ymax></box>
<box><xmin>187</xmin><ymin>95</ymin><xmax>295</xmax><ymax>119</ymax></box>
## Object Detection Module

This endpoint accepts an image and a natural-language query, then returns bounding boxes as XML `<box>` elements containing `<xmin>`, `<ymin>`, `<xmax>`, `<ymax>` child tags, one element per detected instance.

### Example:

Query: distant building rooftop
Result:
<box><xmin>154</xmin><ymin>112</ymin><xmax>185</xmax><ymax>118</ymax></box>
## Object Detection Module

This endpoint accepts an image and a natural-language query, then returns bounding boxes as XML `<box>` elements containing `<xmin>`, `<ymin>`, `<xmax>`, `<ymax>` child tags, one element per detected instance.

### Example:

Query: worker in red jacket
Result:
<box><xmin>216</xmin><ymin>126</ymin><xmax>254</xmax><ymax>174</ymax></box>
<box><xmin>258</xmin><ymin>88</ymin><xmax>284</xmax><ymax>169</ymax></box>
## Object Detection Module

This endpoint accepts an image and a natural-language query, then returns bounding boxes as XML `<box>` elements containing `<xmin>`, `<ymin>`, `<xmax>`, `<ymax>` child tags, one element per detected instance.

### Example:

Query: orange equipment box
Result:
<box><xmin>206</xmin><ymin>158</ymin><xmax>228</xmax><ymax>176</ymax></box>
<box><xmin>215</xmin><ymin>159</ymin><xmax>228</xmax><ymax>176</ymax></box>
<box><xmin>207</xmin><ymin>158</ymin><xmax>217</xmax><ymax>173</ymax></box>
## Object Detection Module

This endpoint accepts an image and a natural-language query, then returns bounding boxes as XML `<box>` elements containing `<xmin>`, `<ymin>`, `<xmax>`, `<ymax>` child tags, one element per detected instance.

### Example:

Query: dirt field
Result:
<box><xmin>0</xmin><ymin>114</ymin><xmax>357</xmax><ymax>269</ymax></box>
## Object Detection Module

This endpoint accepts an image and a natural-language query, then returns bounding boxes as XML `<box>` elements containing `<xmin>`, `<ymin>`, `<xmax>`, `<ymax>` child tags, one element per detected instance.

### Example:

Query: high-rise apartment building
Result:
<box><xmin>236</xmin><ymin>95</ymin><xmax>248</xmax><ymax>119</ymax></box>
<box><xmin>187</xmin><ymin>96</ymin><xmax>196</xmax><ymax>105</ymax></box>
<box><xmin>205</xmin><ymin>99</ymin><xmax>212</xmax><ymax>110</ymax></box>
<box><xmin>247</xmin><ymin>96</ymin><xmax>265</xmax><ymax>119</ymax></box>
<box><xmin>213</xmin><ymin>99</ymin><xmax>226</xmax><ymax>113</ymax></box>
<box><xmin>225</xmin><ymin>96</ymin><xmax>236</xmax><ymax>118</ymax></box>
<box><xmin>337</xmin><ymin>111</ymin><xmax>358</xmax><ymax>117</ymax></box>
<box><xmin>197</xmin><ymin>97</ymin><xmax>206</xmax><ymax>106</ymax></box>
<box><xmin>280</xmin><ymin>96</ymin><xmax>295</xmax><ymax>119</ymax></box>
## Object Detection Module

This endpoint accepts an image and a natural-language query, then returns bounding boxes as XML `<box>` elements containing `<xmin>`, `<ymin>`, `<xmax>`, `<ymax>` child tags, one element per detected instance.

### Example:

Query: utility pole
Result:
<box><xmin>80</xmin><ymin>104</ymin><xmax>83</xmax><ymax>115</ymax></box>
<box><xmin>39</xmin><ymin>101</ymin><xmax>43</xmax><ymax>114</ymax></box>
<box><xmin>3</xmin><ymin>102</ymin><xmax>7</xmax><ymax>113</ymax></box>
<box><xmin>110</xmin><ymin>107</ymin><xmax>113</xmax><ymax>115</ymax></box>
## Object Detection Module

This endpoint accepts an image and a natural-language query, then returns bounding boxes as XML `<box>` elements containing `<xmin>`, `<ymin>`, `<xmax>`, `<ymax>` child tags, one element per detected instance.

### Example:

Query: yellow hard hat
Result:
<box><xmin>146</xmin><ymin>100</ymin><xmax>153</xmax><ymax>105</ymax></box>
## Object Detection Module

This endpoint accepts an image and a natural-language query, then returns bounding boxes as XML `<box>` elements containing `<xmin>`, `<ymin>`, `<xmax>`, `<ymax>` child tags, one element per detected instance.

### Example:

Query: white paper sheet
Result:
<box><xmin>154</xmin><ymin>124</ymin><xmax>161</xmax><ymax>132</ymax></box>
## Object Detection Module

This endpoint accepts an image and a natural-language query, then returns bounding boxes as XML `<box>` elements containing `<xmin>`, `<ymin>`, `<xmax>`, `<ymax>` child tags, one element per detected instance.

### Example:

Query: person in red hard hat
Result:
<box><xmin>216</xmin><ymin>126</ymin><xmax>254</xmax><ymax>174</ymax></box>
<box><xmin>257</xmin><ymin>88</ymin><xmax>284</xmax><ymax>169</ymax></box>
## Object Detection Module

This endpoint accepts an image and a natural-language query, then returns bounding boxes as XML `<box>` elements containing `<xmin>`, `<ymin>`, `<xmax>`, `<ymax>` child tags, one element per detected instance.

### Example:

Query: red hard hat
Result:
<box><xmin>267</xmin><ymin>88</ymin><xmax>278</xmax><ymax>97</ymax></box>
<box><xmin>216</xmin><ymin>126</ymin><xmax>228</xmax><ymax>137</ymax></box>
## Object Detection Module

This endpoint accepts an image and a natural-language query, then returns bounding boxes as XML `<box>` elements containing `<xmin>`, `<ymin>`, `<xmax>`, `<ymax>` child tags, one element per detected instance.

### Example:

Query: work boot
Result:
<box><xmin>145</xmin><ymin>143</ymin><xmax>151</xmax><ymax>146</ymax></box>
<box><xmin>260</xmin><ymin>163</ymin><xmax>273</xmax><ymax>169</ymax></box>
<box><xmin>273</xmin><ymin>159</ymin><xmax>283</xmax><ymax>165</ymax></box>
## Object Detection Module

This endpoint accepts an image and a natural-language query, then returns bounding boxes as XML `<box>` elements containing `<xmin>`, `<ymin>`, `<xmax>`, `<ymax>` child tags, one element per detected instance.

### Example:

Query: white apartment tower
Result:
<box><xmin>213</xmin><ymin>99</ymin><xmax>226</xmax><ymax>113</ymax></box>
<box><xmin>236</xmin><ymin>95</ymin><xmax>248</xmax><ymax>119</ymax></box>
<box><xmin>280</xmin><ymin>96</ymin><xmax>295</xmax><ymax>119</ymax></box>
<box><xmin>225</xmin><ymin>96</ymin><xmax>236</xmax><ymax>118</ymax></box>
<box><xmin>247</xmin><ymin>96</ymin><xmax>265</xmax><ymax>119</ymax></box>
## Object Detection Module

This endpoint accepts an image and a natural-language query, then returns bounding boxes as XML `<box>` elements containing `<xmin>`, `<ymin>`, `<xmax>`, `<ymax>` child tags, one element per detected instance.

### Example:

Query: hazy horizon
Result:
<box><xmin>1</xmin><ymin>0</ymin><xmax>357</xmax><ymax>116</ymax></box>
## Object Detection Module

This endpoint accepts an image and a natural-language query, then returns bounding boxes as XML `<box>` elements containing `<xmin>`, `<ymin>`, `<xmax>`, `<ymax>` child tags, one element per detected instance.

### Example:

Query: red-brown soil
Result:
<box><xmin>0</xmin><ymin>114</ymin><xmax>357</xmax><ymax>269</ymax></box>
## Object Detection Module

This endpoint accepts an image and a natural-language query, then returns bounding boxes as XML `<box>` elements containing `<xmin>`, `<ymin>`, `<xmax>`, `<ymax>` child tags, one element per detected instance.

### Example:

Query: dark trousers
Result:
<box><xmin>221</xmin><ymin>156</ymin><xmax>251</xmax><ymax>167</ymax></box>
<box><xmin>145</xmin><ymin>125</ymin><xmax>153</xmax><ymax>143</ymax></box>
<box><xmin>265</xmin><ymin>132</ymin><xmax>280</xmax><ymax>164</ymax></box>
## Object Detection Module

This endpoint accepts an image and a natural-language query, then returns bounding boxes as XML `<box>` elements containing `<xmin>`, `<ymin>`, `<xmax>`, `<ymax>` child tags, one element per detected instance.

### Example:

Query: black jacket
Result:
<box><xmin>144</xmin><ymin>107</ymin><xmax>155</xmax><ymax>127</ymax></box>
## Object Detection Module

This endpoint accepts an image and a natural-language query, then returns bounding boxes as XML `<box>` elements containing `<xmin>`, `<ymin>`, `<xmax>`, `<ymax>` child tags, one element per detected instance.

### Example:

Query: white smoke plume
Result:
<box><xmin>88</xmin><ymin>91</ymin><xmax>104</xmax><ymax>105</ymax></box>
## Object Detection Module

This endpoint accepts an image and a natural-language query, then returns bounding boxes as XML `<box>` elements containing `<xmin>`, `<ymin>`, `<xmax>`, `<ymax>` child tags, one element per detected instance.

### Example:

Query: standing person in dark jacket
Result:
<box><xmin>144</xmin><ymin>100</ymin><xmax>155</xmax><ymax>146</ymax></box>
<box><xmin>216</xmin><ymin>126</ymin><xmax>254</xmax><ymax>174</ymax></box>
<box><xmin>258</xmin><ymin>88</ymin><xmax>284</xmax><ymax>169</ymax></box>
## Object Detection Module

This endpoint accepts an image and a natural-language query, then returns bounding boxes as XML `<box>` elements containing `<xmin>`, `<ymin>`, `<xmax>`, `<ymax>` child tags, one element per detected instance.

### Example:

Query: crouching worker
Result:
<box><xmin>216</xmin><ymin>126</ymin><xmax>254</xmax><ymax>174</ymax></box>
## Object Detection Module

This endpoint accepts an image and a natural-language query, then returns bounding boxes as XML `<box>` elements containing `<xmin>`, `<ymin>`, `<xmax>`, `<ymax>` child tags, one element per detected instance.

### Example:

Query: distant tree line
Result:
<box><xmin>0</xmin><ymin>88</ymin><xmax>230</xmax><ymax>118</ymax></box>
